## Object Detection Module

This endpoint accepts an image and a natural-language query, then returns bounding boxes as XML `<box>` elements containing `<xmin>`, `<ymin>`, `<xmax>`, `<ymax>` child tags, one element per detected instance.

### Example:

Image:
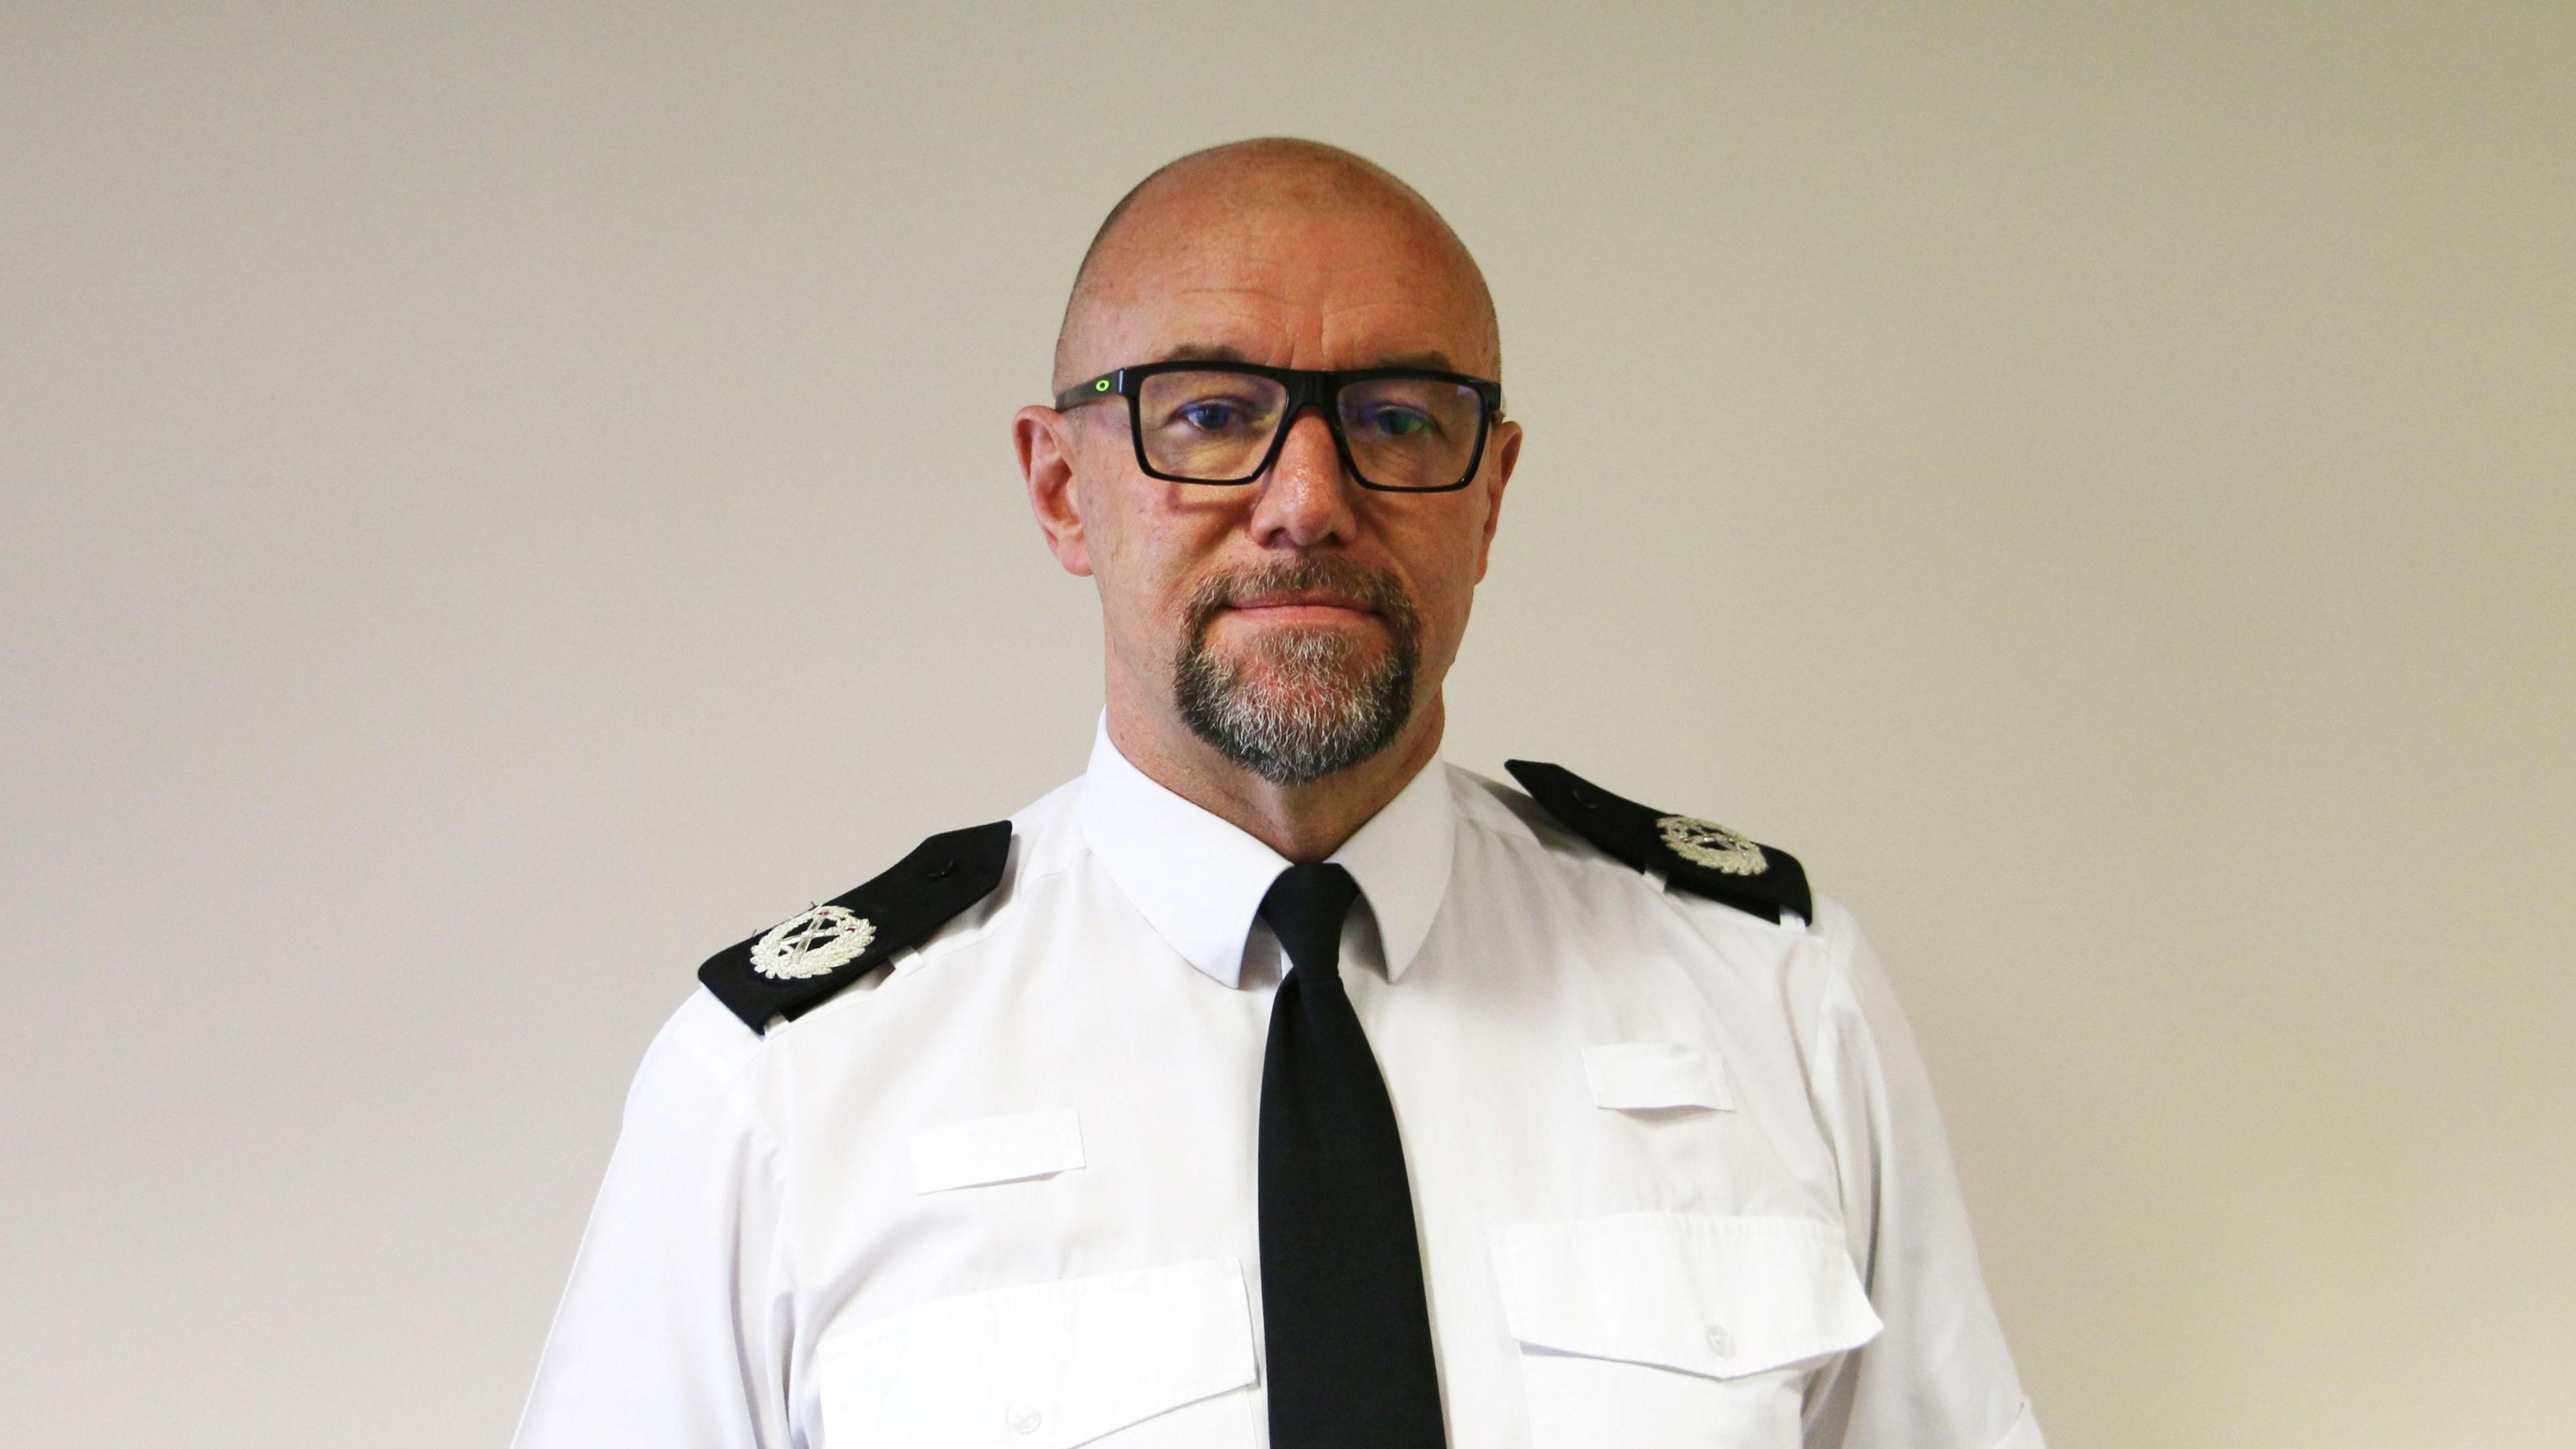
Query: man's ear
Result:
<box><xmin>1015</xmin><ymin>405</ymin><xmax>1093</xmax><ymax>577</ymax></box>
<box><xmin>1471</xmin><ymin>417</ymin><xmax>1521</xmax><ymax>584</ymax></box>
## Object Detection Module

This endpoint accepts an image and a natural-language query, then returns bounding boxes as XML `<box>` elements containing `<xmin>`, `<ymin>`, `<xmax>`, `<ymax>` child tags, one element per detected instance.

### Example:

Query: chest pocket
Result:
<box><xmin>816</xmin><ymin>1257</ymin><xmax>1257</xmax><ymax>1448</ymax></box>
<box><xmin>1489</xmin><ymin>1212</ymin><xmax>1882</xmax><ymax>1449</ymax></box>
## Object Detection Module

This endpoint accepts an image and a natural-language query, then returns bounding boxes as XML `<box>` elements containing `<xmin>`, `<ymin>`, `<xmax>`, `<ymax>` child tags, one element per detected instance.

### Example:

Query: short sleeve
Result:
<box><xmin>513</xmin><ymin>992</ymin><xmax>795</xmax><ymax>1449</ymax></box>
<box><xmin>1798</xmin><ymin>902</ymin><xmax>2044</xmax><ymax>1449</ymax></box>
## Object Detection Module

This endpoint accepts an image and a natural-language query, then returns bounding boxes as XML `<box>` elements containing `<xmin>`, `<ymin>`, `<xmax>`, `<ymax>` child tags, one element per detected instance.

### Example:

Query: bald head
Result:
<box><xmin>1052</xmin><ymin>139</ymin><xmax>1501</xmax><ymax>390</ymax></box>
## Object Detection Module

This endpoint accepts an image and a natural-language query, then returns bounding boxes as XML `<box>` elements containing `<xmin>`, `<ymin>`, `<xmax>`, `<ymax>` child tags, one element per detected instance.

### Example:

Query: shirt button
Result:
<box><xmin>1705</xmin><ymin>1323</ymin><xmax>1735</xmax><ymax>1358</ymax></box>
<box><xmin>1008</xmin><ymin>1403</ymin><xmax>1043</xmax><ymax>1435</ymax></box>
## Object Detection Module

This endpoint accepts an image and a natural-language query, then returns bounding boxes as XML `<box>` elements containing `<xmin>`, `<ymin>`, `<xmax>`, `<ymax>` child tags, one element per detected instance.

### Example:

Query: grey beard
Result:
<box><xmin>1172</xmin><ymin>561</ymin><xmax>1421</xmax><ymax>787</ymax></box>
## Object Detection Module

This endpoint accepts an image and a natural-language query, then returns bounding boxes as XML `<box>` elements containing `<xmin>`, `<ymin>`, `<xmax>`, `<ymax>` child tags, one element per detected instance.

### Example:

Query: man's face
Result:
<box><xmin>1026</xmin><ymin>191</ymin><xmax>1520</xmax><ymax>785</ymax></box>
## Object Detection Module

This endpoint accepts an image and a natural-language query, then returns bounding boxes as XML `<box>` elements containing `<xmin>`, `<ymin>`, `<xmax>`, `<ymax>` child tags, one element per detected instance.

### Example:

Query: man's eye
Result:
<box><xmin>1360</xmin><ymin>407</ymin><xmax>1434</xmax><ymax>438</ymax></box>
<box><xmin>1178</xmin><ymin>402</ymin><xmax>1245</xmax><ymax>431</ymax></box>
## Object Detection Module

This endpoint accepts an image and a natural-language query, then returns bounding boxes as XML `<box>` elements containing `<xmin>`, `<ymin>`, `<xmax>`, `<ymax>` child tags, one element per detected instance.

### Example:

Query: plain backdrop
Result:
<box><xmin>5</xmin><ymin>3</ymin><xmax>2571</xmax><ymax>1446</ymax></box>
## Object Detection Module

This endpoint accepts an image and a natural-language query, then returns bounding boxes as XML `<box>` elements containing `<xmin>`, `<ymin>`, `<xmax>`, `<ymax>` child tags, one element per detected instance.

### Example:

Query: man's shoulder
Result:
<box><xmin>690</xmin><ymin>820</ymin><xmax>1016</xmax><ymax>1034</ymax></box>
<box><xmin>680</xmin><ymin>775</ymin><xmax>1085</xmax><ymax>1037</ymax></box>
<box><xmin>1454</xmin><ymin>759</ymin><xmax>1815</xmax><ymax>928</ymax></box>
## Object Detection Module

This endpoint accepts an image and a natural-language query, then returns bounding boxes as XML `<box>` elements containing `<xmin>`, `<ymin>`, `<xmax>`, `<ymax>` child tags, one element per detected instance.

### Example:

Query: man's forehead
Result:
<box><xmin>1087</xmin><ymin>301</ymin><xmax>1475</xmax><ymax>377</ymax></box>
<box><xmin>1069</xmin><ymin>211</ymin><xmax>1493</xmax><ymax>375</ymax></box>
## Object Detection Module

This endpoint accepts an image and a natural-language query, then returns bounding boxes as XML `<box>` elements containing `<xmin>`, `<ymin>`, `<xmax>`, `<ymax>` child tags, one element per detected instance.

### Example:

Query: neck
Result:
<box><xmin>1103</xmin><ymin>669</ymin><xmax>1444</xmax><ymax>864</ymax></box>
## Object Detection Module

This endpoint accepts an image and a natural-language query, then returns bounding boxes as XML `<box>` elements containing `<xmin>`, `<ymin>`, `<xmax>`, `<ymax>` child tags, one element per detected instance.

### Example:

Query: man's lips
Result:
<box><xmin>1220</xmin><ymin>592</ymin><xmax>1379</xmax><ymax>622</ymax></box>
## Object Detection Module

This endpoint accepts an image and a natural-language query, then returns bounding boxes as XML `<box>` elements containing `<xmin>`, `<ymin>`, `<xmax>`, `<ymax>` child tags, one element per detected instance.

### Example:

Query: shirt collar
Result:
<box><xmin>1074</xmin><ymin>717</ymin><xmax>1458</xmax><ymax>989</ymax></box>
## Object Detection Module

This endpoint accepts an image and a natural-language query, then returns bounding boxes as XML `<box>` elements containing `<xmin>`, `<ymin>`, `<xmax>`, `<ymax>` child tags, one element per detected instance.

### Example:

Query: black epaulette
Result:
<box><xmin>1505</xmin><ymin>761</ymin><xmax>1812</xmax><ymax>926</ymax></box>
<box><xmin>698</xmin><ymin>821</ymin><xmax>1013</xmax><ymax>1030</ymax></box>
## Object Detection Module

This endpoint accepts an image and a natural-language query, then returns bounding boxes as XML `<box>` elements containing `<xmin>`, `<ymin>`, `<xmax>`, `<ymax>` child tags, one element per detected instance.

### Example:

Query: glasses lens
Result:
<box><xmin>1136</xmin><ymin>370</ymin><xmax>1290</xmax><ymax>481</ymax></box>
<box><xmin>1338</xmin><ymin>376</ymin><xmax>1485</xmax><ymax>489</ymax></box>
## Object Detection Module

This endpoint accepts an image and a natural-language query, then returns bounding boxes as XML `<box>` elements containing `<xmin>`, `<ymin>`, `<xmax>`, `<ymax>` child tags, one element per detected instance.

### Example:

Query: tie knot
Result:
<box><xmin>1258</xmin><ymin>863</ymin><xmax>1360</xmax><ymax>978</ymax></box>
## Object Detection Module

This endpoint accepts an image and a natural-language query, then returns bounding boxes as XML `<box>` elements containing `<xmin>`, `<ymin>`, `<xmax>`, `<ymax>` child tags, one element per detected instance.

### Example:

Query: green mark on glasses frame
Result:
<box><xmin>1094</xmin><ymin>378</ymin><xmax>1110</xmax><ymax>392</ymax></box>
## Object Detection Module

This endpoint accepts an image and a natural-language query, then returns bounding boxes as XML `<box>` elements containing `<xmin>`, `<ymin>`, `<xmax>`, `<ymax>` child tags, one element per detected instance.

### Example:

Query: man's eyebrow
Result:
<box><xmin>1152</xmin><ymin>342</ymin><xmax>1253</xmax><ymax>364</ymax></box>
<box><xmin>1146</xmin><ymin>344</ymin><xmax>1464</xmax><ymax>372</ymax></box>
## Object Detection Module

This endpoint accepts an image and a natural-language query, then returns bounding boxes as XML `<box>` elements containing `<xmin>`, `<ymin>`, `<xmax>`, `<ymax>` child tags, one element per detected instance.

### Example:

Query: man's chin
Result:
<box><xmin>1206</xmin><ymin>608</ymin><xmax>1389</xmax><ymax>651</ymax></box>
<box><xmin>1201</xmin><ymin>636</ymin><xmax>1388</xmax><ymax>694</ymax></box>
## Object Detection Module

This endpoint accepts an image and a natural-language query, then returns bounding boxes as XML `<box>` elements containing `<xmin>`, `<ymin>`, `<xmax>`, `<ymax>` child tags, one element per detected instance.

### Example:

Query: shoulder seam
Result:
<box><xmin>641</xmin><ymin>994</ymin><xmax>789</xmax><ymax>1167</ymax></box>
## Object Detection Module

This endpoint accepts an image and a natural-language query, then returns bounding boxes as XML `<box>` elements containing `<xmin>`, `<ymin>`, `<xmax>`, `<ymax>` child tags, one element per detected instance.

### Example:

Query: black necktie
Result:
<box><xmin>1256</xmin><ymin>863</ymin><xmax>1448</xmax><ymax>1447</ymax></box>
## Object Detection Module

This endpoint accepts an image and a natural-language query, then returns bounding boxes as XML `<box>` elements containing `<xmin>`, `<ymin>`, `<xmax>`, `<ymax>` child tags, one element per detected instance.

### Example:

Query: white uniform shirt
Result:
<box><xmin>517</xmin><ymin>725</ymin><xmax>2045</xmax><ymax>1449</ymax></box>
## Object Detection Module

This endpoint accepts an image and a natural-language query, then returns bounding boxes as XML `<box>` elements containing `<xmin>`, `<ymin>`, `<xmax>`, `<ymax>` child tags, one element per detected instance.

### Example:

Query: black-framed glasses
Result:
<box><xmin>1055</xmin><ymin>362</ymin><xmax>1505</xmax><ymax>492</ymax></box>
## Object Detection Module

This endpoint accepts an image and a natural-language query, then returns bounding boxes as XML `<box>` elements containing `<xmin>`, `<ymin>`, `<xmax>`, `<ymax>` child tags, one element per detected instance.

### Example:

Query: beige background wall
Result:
<box><xmin>5</xmin><ymin>3</ymin><xmax>2569</xmax><ymax>1445</ymax></box>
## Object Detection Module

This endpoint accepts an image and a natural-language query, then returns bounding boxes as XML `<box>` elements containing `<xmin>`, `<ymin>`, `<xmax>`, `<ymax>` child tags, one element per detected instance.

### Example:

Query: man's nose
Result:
<box><xmin>1248</xmin><ymin>410</ymin><xmax>1360</xmax><ymax>548</ymax></box>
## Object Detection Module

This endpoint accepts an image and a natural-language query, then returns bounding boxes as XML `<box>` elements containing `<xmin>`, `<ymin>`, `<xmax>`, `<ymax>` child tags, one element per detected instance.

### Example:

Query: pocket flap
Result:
<box><xmin>818</xmin><ymin>1257</ymin><xmax>1254</xmax><ymax>1448</ymax></box>
<box><xmin>910</xmin><ymin>1108</ymin><xmax>1084</xmax><ymax>1193</ymax></box>
<box><xmin>1489</xmin><ymin>1213</ymin><xmax>1881</xmax><ymax>1379</ymax></box>
<box><xmin>1583</xmin><ymin>1042</ymin><xmax>1734</xmax><ymax>1112</ymax></box>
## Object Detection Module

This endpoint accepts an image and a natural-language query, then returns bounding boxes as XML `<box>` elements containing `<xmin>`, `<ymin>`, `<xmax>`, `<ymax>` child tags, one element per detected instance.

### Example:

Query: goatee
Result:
<box><xmin>1172</xmin><ymin>557</ymin><xmax>1421</xmax><ymax>787</ymax></box>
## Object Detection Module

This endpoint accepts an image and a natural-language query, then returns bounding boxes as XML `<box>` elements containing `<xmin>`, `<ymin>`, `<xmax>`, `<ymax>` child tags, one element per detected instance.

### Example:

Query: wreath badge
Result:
<box><xmin>749</xmin><ymin>904</ymin><xmax>877</xmax><ymax>981</ymax></box>
<box><xmin>1654</xmin><ymin>814</ymin><xmax>1769</xmax><ymax>877</ymax></box>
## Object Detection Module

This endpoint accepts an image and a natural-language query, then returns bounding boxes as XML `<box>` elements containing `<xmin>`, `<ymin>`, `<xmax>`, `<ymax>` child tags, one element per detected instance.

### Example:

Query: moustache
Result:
<box><xmin>1181</xmin><ymin>558</ymin><xmax>1421</xmax><ymax>636</ymax></box>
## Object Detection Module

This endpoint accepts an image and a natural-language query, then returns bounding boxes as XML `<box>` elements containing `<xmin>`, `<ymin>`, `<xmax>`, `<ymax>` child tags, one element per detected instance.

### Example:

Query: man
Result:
<box><xmin>516</xmin><ymin>139</ymin><xmax>2043</xmax><ymax>1449</ymax></box>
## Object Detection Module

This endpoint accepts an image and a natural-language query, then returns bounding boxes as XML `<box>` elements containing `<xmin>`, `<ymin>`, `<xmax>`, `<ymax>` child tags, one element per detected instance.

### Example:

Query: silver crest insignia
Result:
<box><xmin>1654</xmin><ymin>814</ymin><xmax>1769</xmax><ymax>877</ymax></box>
<box><xmin>750</xmin><ymin>904</ymin><xmax>877</xmax><ymax>981</ymax></box>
